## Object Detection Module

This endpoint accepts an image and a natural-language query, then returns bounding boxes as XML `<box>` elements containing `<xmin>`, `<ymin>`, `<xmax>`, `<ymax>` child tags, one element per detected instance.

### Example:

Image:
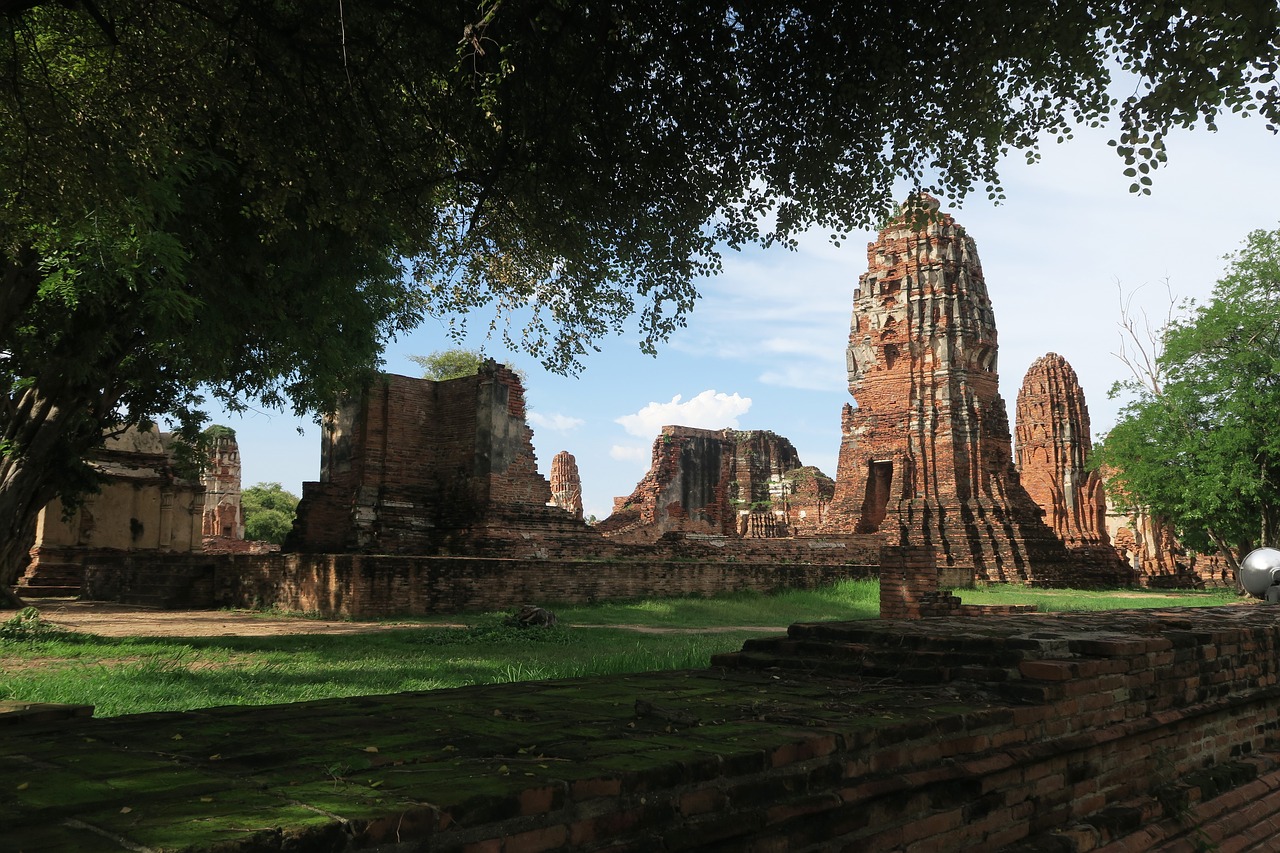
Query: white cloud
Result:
<box><xmin>527</xmin><ymin>411</ymin><xmax>585</xmax><ymax>432</ymax></box>
<box><xmin>759</xmin><ymin>365</ymin><xmax>844</xmax><ymax>392</ymax></box>
<box><xmin>615</xmin><ymin>390</ymin><xmax>752</xmax><ymax>438</ymax></box>
<box><xmin>609</xmin><ymin>444</ymin><xmax>650</xmax><ymax>462</ymax></box>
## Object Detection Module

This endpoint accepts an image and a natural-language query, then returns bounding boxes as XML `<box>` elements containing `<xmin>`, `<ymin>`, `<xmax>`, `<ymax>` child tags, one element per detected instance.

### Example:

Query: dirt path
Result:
<box><xmin>21</xmin><ymin>600</ymin><xmax>785</xmax><ymax>638</ymax></box>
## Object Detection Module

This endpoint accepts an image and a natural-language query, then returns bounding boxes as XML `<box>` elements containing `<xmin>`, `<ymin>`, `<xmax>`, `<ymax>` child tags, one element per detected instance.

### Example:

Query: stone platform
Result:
<box><xmin>7</xmin><ymin>605</ymin><xmax>1280</xmax><ymax>851</ymax></box>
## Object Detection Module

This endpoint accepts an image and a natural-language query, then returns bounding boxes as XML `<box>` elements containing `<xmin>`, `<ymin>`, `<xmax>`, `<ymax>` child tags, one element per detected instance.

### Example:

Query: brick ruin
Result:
<box><xmin>820</xmin><ymin>196</ymin><xmax>1132</xmax><ymax>587</ymax></box>
<box><xmin>286</xmin><ymin>363</ymin><xmax>592</xmax><ymax>556</ymax></box>
<box><xmin>16</xmin><ymin>427</ymin><xmax>205</xmax><ymax>598</ymax></box>
<box><xmin>16</xmin><ymin>593</ymin><xmax>1280</xmax><ymax>852</ymax></box>
<box><xmin>597</xmin><ymin>426</ymin><xmax>833</xmax><ymax>541</ymax></box>
<box><xmin>199</xmin><ymin>426</ymin><xmax>245</xmax><ymax>547</ymax></box>
<box><xmin>1014</xmin><ymin>353</ymin><xmax>1108</xmax><ymax>547</ymax></box>
<box><xmin>548</xmin><ymin>450</ymin><xmax>584</xmax><ymax>520</ymax></box>
<box><xmin>1106</xmin><ymin>500</ymin><xmax>1236</xmax><ymax>589</ymax></box>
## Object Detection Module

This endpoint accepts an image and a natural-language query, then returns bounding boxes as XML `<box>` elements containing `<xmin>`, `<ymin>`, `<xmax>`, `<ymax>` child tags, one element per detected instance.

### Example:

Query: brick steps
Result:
<box><xmin>713</xmin><ymin>619</ymin><xmax>1044</xmax><ymax>689</ymax></box>
<box><xmin>14</xmin><ymin>583</ymin><xmax>81</xmax><ymax>598</ymax></box>
<box><xmin>15</xmin><ymin>554</ymin><xmax>85</xmax><ymax>598</ymax></box>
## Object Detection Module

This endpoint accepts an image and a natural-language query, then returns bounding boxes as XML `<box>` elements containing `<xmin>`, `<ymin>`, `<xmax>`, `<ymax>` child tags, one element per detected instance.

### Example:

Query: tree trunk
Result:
<box><xmin>1207</xmin><ymin>528</ymin><xmax>1245</xmax><ymax>595</ymax></box>
<box><xmin>1260</xmin><ymin>500</ymin><xmax>1279</xmax><ymax>550</ymax></box>
<box><xmin>0</xmin><ymin>392</ymin><xmax>89</xmax><ymax>609</ymax></box>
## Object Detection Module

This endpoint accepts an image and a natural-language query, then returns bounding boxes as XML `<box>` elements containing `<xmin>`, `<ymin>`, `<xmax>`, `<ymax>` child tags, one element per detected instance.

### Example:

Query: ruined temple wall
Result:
<box><xmin>600</xmin><ymin>427</ymin><xmax>820</xmax><ymax>541</ymax></box>
<box><xmin>599</xmin><ymin>426</ymin><xmax>736</xmax><ymax>540</ymax></box>
<box><xmin>474</xmin><ymin>367</ymin><xmax>554</xmax><ymax>510</ymax></box>
<box><xmin>80</xmin><ymin>537</ymin><xmax>884</xmax><ymax>616</ymax></box>
<box><xmin>19</xmin><ymin>427</ymin><xmax>205</xmax><ymax>596</ymax></box>
<box><xmin>290</xmin><ymin>372</ymin><xmax>484</xmax><ymax>552</ymax></box>
<box><xmin>1106</xmin><ymin>500</ymin><xmax>1236</xmax><ymax>589</ymax></box>
<box><xmin>288</xmin><ymin>367</ymin><xmax>585</xmax><ymax>555</ymax></box>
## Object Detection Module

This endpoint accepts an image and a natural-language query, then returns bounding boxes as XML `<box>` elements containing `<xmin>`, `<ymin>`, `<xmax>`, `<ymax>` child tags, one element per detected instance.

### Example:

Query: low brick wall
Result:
<box><xmin>81</xmin><ymin>551</ymin><xmax>878</xmax><ymax>616</ymax></box>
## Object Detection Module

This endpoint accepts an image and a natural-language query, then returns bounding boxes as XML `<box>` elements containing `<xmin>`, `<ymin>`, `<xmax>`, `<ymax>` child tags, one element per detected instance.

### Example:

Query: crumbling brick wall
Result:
<box><xmin>287</xmin><ymin>364</ymin><xmax>591</xmax><ymax>555</ymax></box>
<box><xmin>599</xmin><ymin>426</ymin><xmax>817</xmax><ymax>541</ymax></box>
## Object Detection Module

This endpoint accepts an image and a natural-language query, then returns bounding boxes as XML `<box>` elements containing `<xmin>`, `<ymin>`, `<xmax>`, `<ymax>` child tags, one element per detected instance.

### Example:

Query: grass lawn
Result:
<box><xmin>0</xmin><ymin>580</ymin><xmax>1243</xmax><ymax>717</ymax></box>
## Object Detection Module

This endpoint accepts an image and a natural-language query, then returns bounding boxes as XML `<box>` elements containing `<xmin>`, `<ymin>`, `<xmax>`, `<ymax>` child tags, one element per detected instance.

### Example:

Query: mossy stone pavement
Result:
<box><xmin>2</xmin><ymin>652</ymin><xmax>994</xmax><ymax>852</ymax></box>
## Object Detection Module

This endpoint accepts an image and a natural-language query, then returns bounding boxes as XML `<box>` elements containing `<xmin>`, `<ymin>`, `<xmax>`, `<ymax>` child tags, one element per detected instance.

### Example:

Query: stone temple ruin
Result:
<box><xmin>597</xmin><ymin>426</ymin><xmax>833</xmax><ymax>541</ymax></box>
<box><xmin>548</xmin><ymin>450</ymin><xmax>584</xmax><ymax>520</ymax></box>
<box><xmin>34</xmin><ymin>196</ymin><xmax>1237</xmax><ymax>612</ymax></box>
<box><xmin>818</xmin><ymin>196</ymin><xmax>1132</xmax><ymax>587</ymax></box>
<box><xmin>11</xmin><ymin>199</ymin><xmax>1259</xmax><ymax>853</ymax></box>
<box><xmin>1014</xmin><ymin>353</ymin><xmax>1109</xmax><ymax>547</ymax></box>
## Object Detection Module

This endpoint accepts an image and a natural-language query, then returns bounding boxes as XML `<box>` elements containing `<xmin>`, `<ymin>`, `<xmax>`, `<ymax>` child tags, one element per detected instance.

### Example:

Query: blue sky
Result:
<box><xmin>214</xmin><ymin>112</ymin><xmax>1280</xmax><ymax>521</ymax></box>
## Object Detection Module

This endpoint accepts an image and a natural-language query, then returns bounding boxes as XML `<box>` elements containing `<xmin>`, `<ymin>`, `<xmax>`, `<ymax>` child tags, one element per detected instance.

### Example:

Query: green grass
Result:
<box><xmin>0</xmin><ymin>613</ymin><xmax>763</xmax><ymax>717</ymax></box>
<box><xmin>953</xmin><ymin>584</ymin><xmax>1240</xmax><ymax>611</ymax></box>
<box><xmin>0</xmin><ymin>581</ymin><xmax>1244</xmax><ymax>717</ymax></box>
<box><xmin>550</xmin><ymin>578</ymin><xmax>881</xmax><ymax>627</ymax></box>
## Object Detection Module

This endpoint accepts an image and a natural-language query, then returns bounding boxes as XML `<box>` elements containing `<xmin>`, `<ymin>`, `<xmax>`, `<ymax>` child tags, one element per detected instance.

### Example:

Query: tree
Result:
<box><xmin>408</xmin><ymin>348</ymin><xmax>526</xmax><ymax>383</ymax></box>
<box><xmin>4</xmin><ymin>1</ymin><xmax>1280</xmax><ymax>605</ymax></box>
<box><xmin>410</xmin><ymin>350</ymin><xmax>487</xmax><ymax>382</ymax></box>
<box><xmin>241</xmin><ymin>483</ymin><xmax>300</xmax><ymax>546</ymax></box>
<box><xmin>1097</xmin><ymin>228</ymin><xmax>1280</xmax><ymax>571</ymax></box>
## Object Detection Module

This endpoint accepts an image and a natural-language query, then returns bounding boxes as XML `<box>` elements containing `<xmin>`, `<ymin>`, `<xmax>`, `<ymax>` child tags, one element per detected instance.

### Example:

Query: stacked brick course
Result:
<box><xmin>81</xmin><ymin>540</ymin><xmax>883</xmax><ymax>616</ymax></box>
<box><xmin>879</xmin><ymin>544</ymin><xmax>1038</xmax><ymax>619</ymax></box>
<box><xmin>821</xmin><ymin>196</ymin><xmax>1132</xmax><ymax>587</ymax></box>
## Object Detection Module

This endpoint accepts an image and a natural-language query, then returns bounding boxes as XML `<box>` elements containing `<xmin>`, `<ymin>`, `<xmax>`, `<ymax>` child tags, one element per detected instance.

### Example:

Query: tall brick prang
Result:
<box><xmin>549</xmin><ymin>450</ymin><xmax>584</xmax><ymax>520</ymax></box>
<box><xmin>820</xmin><ymin>196</ymin><xmax>1132</xmax><ymax>586</ymax></box>
<box><xmin>1014</xmin><ymin>353</ymin><xmax>1108</xmax><ymax>547</ymax></box>
<box><xmin>201</xmin><ymin>427</ymin><xmax>244</xmax><ymax>541</ymax></box>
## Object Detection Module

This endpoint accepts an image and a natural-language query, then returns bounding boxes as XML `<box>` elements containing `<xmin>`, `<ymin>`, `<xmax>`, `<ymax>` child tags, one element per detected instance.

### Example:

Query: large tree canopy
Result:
<box><xmin>1097</xmin><ymin>227</ymin><xmax>1280</xmax><ymax>568</ymax></box>
<box><xmin>3</xmin><ymin>0</ymin><xmax>1280</xmax><ymax>602</ymax></box>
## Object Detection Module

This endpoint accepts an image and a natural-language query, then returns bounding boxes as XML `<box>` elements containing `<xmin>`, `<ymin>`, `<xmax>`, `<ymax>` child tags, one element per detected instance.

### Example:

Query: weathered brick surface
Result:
<box><xmin>820</xmin><ymin>197</ymin><xmax>1133</xmax><ymax>588</ymax></box>
<box><xmin>200</xmin><ymin>430</ymin><xmax>244</xmax><ymax>540</ymax></box>
<box><xmin>1105</xmin><ymin>499</ymin><xmax>1236</xmax><ymax>590</ymax></box>
<box><xmin>1015</xmin><ymin>354</ymin><xmax>1108</xmax><ymax>548</ymax></box>
<box><xmin>600</xmin><ymin>426</ymin><xmax>816</xmax><ymax>541</ymax></box>
<box><xmin>286</xmin><ymin>365</ymin><xmax>592</xmax><ymax>555</ymax></box>
<box><xmin>549</xmin><ymin>450</ymin><xmax>584</xmax><ymax>520</ymax></box>
<box><xmin>9</xmin><ymin>602</ymin><xmax>1280</xmax><ymax>852</ymax></box>
<box><xmin>82</xmin><ymin>541</ymin><xmax>882</xmax><ymax>616</ymax></box>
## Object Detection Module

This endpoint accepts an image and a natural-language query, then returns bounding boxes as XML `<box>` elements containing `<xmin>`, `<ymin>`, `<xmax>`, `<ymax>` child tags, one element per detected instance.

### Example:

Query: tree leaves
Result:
<box><xmin>1099</xmin><ymin>227</ymin><xmax>1280</xmax><ymax>554</ymax></box>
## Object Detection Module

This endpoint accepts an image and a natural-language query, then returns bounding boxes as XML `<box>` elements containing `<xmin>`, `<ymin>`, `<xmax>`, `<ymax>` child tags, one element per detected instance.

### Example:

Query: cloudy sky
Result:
<box><xmin>216</xmin><ymin>111</ymin><xmax>1280</xmax><ymax>521</ymax></box>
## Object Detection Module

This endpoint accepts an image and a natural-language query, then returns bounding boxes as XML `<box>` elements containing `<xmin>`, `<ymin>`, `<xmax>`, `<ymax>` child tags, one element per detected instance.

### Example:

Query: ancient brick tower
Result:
<box><xmin>1014</xmin><ymin>353</ymin><xmax>1109</xmax><ymax>547</ymax></box>
<box><xmin>549</xmin><ymin>451</ymin><xmax>584</xmax><ymax>520</ymax></box>
<box><xmin>821</xmin><ymin>197</ymin><xmax>1130</xmax><ymax>585</ymax></box>
<box><xmin>201</xmin><ymin>427</ymin><xmax>244</xmax><ymax>540</ymax></box>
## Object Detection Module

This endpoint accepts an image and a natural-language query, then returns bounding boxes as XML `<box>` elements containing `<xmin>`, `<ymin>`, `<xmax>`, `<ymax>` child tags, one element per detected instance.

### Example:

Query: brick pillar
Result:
<box><xmin>878</xmin><ymin>545</ymin><xmax>939</xmax><ymax>619</ymax></box>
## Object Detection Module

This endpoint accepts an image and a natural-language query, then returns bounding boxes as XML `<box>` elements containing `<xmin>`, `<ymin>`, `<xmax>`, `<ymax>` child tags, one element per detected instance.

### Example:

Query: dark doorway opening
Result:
<box><xmin>857</xmin><ymin>460</ymin><xmax>894</xmax><ymax>533</ymax></box>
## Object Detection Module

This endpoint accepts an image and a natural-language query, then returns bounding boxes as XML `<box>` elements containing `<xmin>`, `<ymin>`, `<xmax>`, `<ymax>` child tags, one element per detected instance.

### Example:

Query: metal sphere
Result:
<box><xmin>1239</xmin><ymin>547</ymin><xmax>1280</xmax><ymax>598</ymax></box>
